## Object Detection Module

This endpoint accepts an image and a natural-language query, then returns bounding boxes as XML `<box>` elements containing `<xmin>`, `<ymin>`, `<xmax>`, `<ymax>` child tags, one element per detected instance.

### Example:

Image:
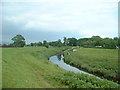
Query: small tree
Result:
<box><xmin>57</xmin><ymin>39</ymin><xmax>62</xmax><ymax>47</ymax></box>
<box><xmin>30</xmin><ymin>43</ymin><xmax>34</xmax><ymax>46</ymax></box>
<box><xmin>63</xmin><ymin>37</ymin><xmax>67</xmax><ymax>46</ymax></box>
<box><xmin>45</xmin><ymin>43</ymin><xmax>49</xmax><ymax>48</ymax></box>
<box><xmin>11</xmin><ymin>34</ymin><xmax>26</xmax><ymax>47</ymax></box>
<box><xmin>43</xmin><ymin>40</ymin><xmax>49</xmax><ymax>48</ymax></box>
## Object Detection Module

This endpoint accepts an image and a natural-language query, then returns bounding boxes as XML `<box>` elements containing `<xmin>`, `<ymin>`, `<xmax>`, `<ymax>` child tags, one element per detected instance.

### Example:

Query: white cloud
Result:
<box><xmin>2</xmin><ymin>0</ymin><xmax>118</xmax><ymax>38</ymax></box>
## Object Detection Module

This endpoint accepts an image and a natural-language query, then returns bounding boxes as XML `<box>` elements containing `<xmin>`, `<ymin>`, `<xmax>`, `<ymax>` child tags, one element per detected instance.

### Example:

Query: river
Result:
<box><xmin>49</xmin><ymin>54</ymin><xmax>101</xmax><ymax>79</ymax></box>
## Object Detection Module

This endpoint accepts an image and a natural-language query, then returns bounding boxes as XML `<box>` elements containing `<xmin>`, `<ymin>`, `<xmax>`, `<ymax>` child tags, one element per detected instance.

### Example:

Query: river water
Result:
<box><xmin>49</xmin><ymin>54</ymin><xmax>101</xmax><ymax>79</ymax></box>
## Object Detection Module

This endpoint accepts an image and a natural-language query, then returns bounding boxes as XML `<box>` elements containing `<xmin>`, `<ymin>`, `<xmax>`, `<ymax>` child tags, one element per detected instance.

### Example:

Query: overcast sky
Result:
<box><xmin>1</xmin><ymin>0</ymin><xmax>118</xmax><ymax>44</ymax></box>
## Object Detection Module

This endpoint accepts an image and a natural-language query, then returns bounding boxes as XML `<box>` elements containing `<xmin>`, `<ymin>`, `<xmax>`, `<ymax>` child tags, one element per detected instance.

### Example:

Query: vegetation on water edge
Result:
<box><xmin>2</xmin><ymin>47</ymin><xmax>119</xmax><ymax>88</ymax></box>
<box><xmin>52</xmin><ymin>72</ymin><xmax>118</xmax><ymax>88</ymax></box>
<box><xmin>63</xmin><ymin>47</ymin><xmax>119</xmax><ymax>83</ymax></box>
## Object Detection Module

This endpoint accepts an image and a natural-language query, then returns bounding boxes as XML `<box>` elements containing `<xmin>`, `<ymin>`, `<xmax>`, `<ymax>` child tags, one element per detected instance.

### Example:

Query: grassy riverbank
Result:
<box><xmin>63</xmin><ymin>47</ymin><xmax>119</xmax><ymax>82</ymax></box>
<box><xmin>2</xmin><ymin>47</ymin><xmax>118</xmax><ymax>88</ymax></box>
<box><xmin>2</xmin><ymin>47</ymin><xmax>68</xmax><ymax>88</ymax></box>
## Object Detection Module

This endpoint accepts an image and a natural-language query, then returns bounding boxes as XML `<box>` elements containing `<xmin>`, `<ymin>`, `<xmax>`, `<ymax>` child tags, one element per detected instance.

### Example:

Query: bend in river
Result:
<box><xmin>49</xmin><ymin>54</ymin><xmax>101</xmax><ymax>79</ymax></box>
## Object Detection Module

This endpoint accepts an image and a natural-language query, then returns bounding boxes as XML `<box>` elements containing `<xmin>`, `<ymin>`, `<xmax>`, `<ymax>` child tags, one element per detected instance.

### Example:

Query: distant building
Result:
<box><xmin>95</xmin><ymin>46</ymin><xmax>102</xmax><ymax>47</ymax></box>
<box><xmin>116</xmin><ymin>46</ymin><xmax>119</xmax><ymax>49</ymax></box>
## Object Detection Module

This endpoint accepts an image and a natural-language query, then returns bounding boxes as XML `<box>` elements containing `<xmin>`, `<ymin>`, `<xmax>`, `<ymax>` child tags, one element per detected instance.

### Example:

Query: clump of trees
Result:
<box><xmin>76</xmin><ymin>36</ymin><xmax>119</xmax><ymax>49</ymax></box>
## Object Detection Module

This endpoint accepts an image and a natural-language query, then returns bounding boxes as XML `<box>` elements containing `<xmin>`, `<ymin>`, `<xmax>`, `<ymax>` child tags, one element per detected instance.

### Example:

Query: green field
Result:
<box><xmin>63</xmin><ymin>47</ymin><xmax>118</xmax><ymax>82</ymax></box>
<box><xmin>2</xmin><ymin>47</ymin><xmax>67</xmax><ymax>88</ymax></box>
<box><xmin>2</xmin><ymin>47</ymin><xmax>119</xmax><ymax>88</ymax></box>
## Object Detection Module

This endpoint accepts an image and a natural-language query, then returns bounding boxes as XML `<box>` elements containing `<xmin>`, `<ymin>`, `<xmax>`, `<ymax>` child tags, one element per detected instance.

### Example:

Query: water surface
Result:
<box><xmin>49</xmin><ymin>55</ymin><xmax>100</xmax><ymax>79</ymax></box>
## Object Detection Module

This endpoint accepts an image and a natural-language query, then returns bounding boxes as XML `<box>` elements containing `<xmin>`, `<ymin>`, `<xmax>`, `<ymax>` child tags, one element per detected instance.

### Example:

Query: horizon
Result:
<box><xmin>1</xmin><ymin>35</ymin><xmax>119</xmax><ymax>45</ymax></box>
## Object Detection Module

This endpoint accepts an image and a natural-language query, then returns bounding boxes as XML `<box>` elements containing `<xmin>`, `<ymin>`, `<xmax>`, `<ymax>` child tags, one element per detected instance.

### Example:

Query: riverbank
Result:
<box><xmin>2</xmin><ymin>47</ymin><xmax>69</xmax><ymax>88</ymax></box>
<box><xmin>49</xmin><ymin>54</ymin><xmax>118</xmax><ymax>88</ymax></box>
<box><xmin>63</xmin><ymin>47</ymin><xmax>119</xmax><ymax>83</ymax></box>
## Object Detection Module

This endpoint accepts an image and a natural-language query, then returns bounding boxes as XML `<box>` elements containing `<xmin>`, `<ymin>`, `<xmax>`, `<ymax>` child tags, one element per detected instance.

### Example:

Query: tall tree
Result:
<box><xmin>63</xmin><ymin>37</ymin><xmax>67</xmax><ymax>46</ymax></box>
<box><xmin>11</xmin><ymin>34</ymin><xmax>25</xmax><ymax>47</ymax></box>
<box><xmin>57</xmin><ymin>39</ymin><xmax>63</xmax><ymax>47</ymax></box>
<box><xmin>30</xmin><ymin>43</ymin><xmax>34</xmax><ymax>46</ymax></box>
<box><xmin>43</xmin><ymin>40</ymin><xmax>47</xmax><ymax>46</ymax></box>
<box><xmin>43</xmin><ymin>40</ymin><xmax>49</xmax><ymax>48</ymax></box>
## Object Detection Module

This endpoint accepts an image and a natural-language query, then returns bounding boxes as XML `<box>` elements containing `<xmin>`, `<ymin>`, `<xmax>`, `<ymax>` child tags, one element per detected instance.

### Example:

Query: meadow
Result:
<box><xmin>63</xmin><ymin>47</ymin><xmax>119</xmax><ymax>82</ymax></box>
<box><xmin>2</xmin><ymin>47</ymin><xmax>119</xmax><ymax>88</ymax></box>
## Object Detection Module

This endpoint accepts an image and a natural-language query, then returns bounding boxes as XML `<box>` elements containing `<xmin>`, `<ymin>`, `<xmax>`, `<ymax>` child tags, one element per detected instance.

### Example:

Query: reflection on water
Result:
<box><xmin>49</xmin><ymin>54</ymin><xmax>101</xmax><ymax>79</ymax></box>
<box><xmin>57</xmin><ymin>54</ymin><xmax>61</xmax><ymax>60</ymax></box>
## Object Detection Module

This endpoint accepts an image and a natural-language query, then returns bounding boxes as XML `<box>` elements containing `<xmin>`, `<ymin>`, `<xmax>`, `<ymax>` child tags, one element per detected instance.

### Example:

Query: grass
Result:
<box><xmin>63</xmin><ymin>47</ymin><xmax>118</xmax><ymax>82</ymax></box>
<box><xmin>2</xmin><ymin>47</ymin><xmax>119</xmax><ymax>88</ymax></box>
<box><xmin>2</xmin><ymin>47</ymin><xmax>68</xmax><ymax>88</ymax></box>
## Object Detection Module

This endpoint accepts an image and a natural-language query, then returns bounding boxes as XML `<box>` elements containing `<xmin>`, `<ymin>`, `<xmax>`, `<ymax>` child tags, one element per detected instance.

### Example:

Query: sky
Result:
<box><xmin>1</xmin><ymin>0</ymin><xmax>119</xmax><ymax>44</ymax></box>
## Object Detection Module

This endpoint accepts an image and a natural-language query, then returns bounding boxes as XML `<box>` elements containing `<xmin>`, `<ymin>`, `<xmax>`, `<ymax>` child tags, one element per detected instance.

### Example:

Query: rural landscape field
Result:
<box><xmin>1</xmin><ymin>0</ymin><xmax>119</xmax><ymax>89</ymax></box>
<box><xmin>2</xmin><ymin>46</ymin><xmax>119</xmax><ymax>88</ymax></box>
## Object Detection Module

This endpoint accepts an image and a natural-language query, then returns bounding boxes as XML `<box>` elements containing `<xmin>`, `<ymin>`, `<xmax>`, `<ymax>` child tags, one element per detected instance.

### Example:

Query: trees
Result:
<box><xmin>77</xmin><ymin>38</ymin><xmax>90</xmax><ymax>46</ymax></box>
<box><xmin>43</xmin><ymin>40</ymin><xmax>47</xmax><ymax>46</ymax></box>
<box><xmin>30</xmin><ymin>42</ymin><xmax>42</xmax><ymax>47</ymax></box>
<box><xmin>113</xmin><ymin>37</ymin><xmax>119</xmax><ymax>47</ymax></box>
<box><xmin>48</xmin><ymin>39</ymin><xmax>63</xmax><ymax>47</ymax></box>
<box><xmin>63</xmin><ymin>37</ymin><xmax>68</xmax><ymax>46</ymax></box>
<box><xmin>30</xmin><ymin>43</ymin><xmax>34</xmax><ymax>46</ymax></box>
<box><xmin>101</xmin><ymin>38</ymin><xmax>116</xmax><ymax>49</ymax></box>
<box><xmin>43</xmin><ymin>40</ymin><xmax>49</xmax><ymax>48</ymax></box>
<box><xmin>57</xmin><ymin>39</ymin><xmax>63</xmax><ymax>47</ymax></box>
<box><xmin>37</xmin><ymin>42</ymin><xmax>42</xmax><ymax>46</ymax></box>
<box><xmin>67</xmin><ymin>38</ymin><xmax>77</xmax><ymax>46</ymax></box>
<box><xmin>11</xmin><ymin>34</ymin><xmax>26</xmax><ymax>47</ymax></box>
<box><xmin>11</xmin><ymin>34</ymin><xmax>118</xmax><ymax>49</ymax></box>
<box><xmin>76</xmin><ymin>36</ymin><xmax>119</xmax><ymax>49</ymax></box>
<box><xmin>91</xmin><ymin>36</ymin><xmax>102</xmax><ymax>46</ymax></box>
<box><xmin>44</xmin><ymin>43</ymin><xmax>49</xmax><ymax>48</ymax></box>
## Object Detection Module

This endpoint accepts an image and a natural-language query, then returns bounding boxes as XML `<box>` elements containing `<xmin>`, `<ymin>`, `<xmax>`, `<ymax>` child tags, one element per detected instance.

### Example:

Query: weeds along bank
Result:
<box><xmin>63</xmin><ymin>47</ymin><xmax>119</xmax><ymax>83</ymax></box>
<box><xmin>2</xmin><ymin>47</ymin><xmax>119</xmax><ymax>88</ymax></box>
<box><xmin>52</xmin><ymin>71</ymin><xmax>118</xmax><ymax>88</ymax></box>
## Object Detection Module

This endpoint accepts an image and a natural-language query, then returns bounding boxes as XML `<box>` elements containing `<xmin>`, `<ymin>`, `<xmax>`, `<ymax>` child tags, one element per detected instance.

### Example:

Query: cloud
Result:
<box><xmin>2</xmin><ymin>0</ymin><xmax>118</xmax><ymax>43</ymax></box>
<box><xmin>2</xmin><ymin>19</ymin><xmax>81</xmax><ymax>43</ymax></box>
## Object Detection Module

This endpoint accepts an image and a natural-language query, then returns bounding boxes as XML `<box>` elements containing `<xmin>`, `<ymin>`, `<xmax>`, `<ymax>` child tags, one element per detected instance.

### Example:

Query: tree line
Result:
<box><xmin>1</xmin><ymin>34</ymin><xmax>120</xmax><ymax>49</ymax></box>
<box><xmin>28</xmin><ymin>36</ymin><xmax>119</xmax><ymax>49</ymax></box>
